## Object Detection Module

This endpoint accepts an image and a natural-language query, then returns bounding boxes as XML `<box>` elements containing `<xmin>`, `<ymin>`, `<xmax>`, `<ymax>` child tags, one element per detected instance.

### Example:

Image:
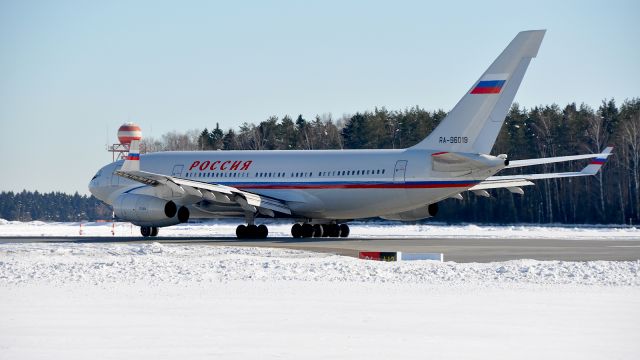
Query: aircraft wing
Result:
<box><xmin>114</xmin><ymin>141</ymin><xmax>291</xmax><ymax>216</ymax></box>
<box><xmin>115</xmin><ymin>169</ymin><xmax>291</xmax><ymax>215</ymax></box>
<box><xmin>468</xmin><ymin>147</ymin><xmax>613</xmax><ymax>193</ymax></box>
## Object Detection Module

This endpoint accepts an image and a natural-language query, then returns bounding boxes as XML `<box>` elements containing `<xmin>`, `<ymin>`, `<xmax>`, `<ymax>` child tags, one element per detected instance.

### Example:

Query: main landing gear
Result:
<box><xmin>290</xmin><ymin>223</ymin><xmax>350</xmax><ymax>238</ymax></box>
<box><xmin>236</xmin><ymin>224</ymin><xmax>269</xmax><ymax>239</ymax></box>
<box><xmin>233</xmin><ymin>222</ymin><xmax>351</xmax><ymax>239</ymax></box>
<box><xmin>141</xmin><ymin>226</ymin><xmax>159</xmax><ymax>237</ymax></box>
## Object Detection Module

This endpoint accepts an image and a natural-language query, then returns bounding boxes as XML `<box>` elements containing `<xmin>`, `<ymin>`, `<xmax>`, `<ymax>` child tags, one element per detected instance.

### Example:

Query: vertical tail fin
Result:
<box><xmin>412</xmin><ymin>30</ymin><xmax>546</xmax><ymax>154</ymax></box>
<box><xmin>121</xmin><ymin>140</ymin><xmax>140</xmax><ymax>172</ymax></box>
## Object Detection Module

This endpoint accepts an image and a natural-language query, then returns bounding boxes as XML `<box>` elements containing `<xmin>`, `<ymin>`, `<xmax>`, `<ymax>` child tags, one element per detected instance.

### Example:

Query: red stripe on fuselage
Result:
<box><xmin>232</xmin><ymin>183</ymin><xmax>475</xmax><ymax>190</ymax></box>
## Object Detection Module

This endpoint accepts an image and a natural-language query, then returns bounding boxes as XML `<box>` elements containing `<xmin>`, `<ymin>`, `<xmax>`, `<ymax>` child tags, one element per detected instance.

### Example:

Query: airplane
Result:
<box><xmin>88</xmin><ymin>29</ymin><xmax>613</xmax><ymax>239</ymax></box>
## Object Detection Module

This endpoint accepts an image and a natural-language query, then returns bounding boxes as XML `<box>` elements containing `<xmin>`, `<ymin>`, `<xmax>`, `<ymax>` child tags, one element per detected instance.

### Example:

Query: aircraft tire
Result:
<box><xmin>327</xmin><ymin>224</ymin><xmax>339</xmax><ymax>237</ymax></box>
<box><xmin>247</xmin><ymin>225</ymin><xmax>258</xmax><ymax>238</ymax></box>
<box><xmin>291</xmin><ymin>223</ymin><xmax>302</xmax><ymax>238</ymax></box>
<box><xmin>301</xmin><ymin>223</ymin><xmax>314</xmax><ymax>238</ymax></box>
<box><xmin>141</xmin><ymin>226</ymin><xmax>151</xmax><ymax>237</ymax></box>
<box><xmin>150</xmin><ymin>227</ymin><xmax>159</xmax><ymax>237</ymax></box>
<box><xmin>236</xmin><ymin>224</ymin><xmax>247</xmax><ymax>239</ymax></box>
<box><xmin>339</xmin><ymin>224</ymin><xmax>350</xmax><ymax>238</ymax></box>
<box><xmin>313</xmin><ymin>224</ymin><xmax>323</xmax><ymax>238</ymax></box>
<box><xmin>257</xmin><ymin>224</ymin><xmax>268</xmax><ymax>239</ymax></box>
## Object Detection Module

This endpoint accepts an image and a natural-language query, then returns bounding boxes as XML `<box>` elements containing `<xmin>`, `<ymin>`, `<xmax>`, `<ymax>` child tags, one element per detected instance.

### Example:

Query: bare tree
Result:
<box><xmin>584</xmin><ymin>109</ymin><xmax>609</xmax><ymax>217</ymax></box>
<box><xmin>621</xmin><ymin>111</ymin><xmax>640</xmax><ymax>220</ymax></box>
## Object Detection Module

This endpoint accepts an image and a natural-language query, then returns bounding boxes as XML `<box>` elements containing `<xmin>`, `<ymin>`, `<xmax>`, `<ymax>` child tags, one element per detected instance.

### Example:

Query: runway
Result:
<box><xmin>2</xmin><ymin>236</ymin><xmax>640</xmax><ymax>262</ymax></box>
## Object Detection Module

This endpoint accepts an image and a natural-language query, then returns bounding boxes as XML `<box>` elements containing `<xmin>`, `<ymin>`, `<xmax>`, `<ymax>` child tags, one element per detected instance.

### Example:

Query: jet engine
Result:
<box><xmin>113</xmin><ymin>194</ymin><xmax>190</xmax><ymax>227</ymax></box>
<box><xmin>380</xmin><ymin>203</ymin><xmax>438</xmax><ymax>221</ymax></box>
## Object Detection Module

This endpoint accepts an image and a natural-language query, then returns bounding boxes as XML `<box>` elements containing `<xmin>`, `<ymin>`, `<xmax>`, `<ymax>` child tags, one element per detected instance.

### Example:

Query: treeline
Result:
<box><xmin>455</xmin><ymin>99</ymin><xmax>639</xmax><ymax>225</ymax></box>
<box><xmin>0</xmin><ymin>191</ymin><xmax>112</xmax><ymax>222</ymax></box>
<box><xmin>140</xmin><ymin>110</ymin><xmax>448</xmax><ymax>152</ymax></box>
<box><xmin>2</xmin><ymin>99</ymin><xmax>638</xmax><ymax>224</ymax></box>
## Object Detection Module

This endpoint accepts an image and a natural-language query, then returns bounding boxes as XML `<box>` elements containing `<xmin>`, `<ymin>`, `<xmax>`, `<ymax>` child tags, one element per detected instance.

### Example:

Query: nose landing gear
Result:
<box><xmin>140</xmin><ymin>226</ymin><xmax>159</xmax><ymax>237</ymax></box>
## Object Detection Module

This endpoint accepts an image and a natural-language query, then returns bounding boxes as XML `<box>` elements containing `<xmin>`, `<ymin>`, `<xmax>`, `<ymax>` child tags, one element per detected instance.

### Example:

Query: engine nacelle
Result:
<box><xmin>113</xmin><ymin>194</ymin><xmax>189</xmax><ymax>227</ymax></box>
<box><xmin>380</xmin><ymin>203</ymin><xmax>438</xmax><ymax>221</ymax></box>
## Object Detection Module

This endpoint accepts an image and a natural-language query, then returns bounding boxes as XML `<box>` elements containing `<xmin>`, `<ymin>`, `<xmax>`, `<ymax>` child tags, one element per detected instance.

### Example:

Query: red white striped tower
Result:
<box><xmin>108</xmin><ymin>122</ymin><xmax>143</xmax><ymax>162</ymax></box>
<box><xmin>117</xmin><ymin>123</ymin><xmax>142</xmax><ymax>145</ymax></box>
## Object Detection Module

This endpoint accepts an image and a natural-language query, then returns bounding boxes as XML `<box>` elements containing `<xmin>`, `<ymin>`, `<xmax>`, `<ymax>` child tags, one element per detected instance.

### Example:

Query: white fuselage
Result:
<box><xmin>89</xmin><ymin>148</ymin><xmax>501</xmax><ymax>221</ymax></box>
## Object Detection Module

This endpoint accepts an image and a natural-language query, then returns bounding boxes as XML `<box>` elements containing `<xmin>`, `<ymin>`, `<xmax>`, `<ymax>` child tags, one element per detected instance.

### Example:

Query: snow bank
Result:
<box><xmin>1</xmin><ymin>219</ymin><xmax>640</xmax><ymax>239</ymax></box>
<box><xmin>1</xmin><ymin>243</ymin><xmax>638</xmax><ymax>286</ymax></box>
<box><xmin>2</xmin><ymin>242</ymin><xmax>639</xmax><ymax>359</ymax></box>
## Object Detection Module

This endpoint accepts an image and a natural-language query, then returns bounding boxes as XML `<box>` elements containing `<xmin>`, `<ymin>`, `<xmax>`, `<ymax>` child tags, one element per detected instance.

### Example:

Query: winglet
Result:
<box><xmin>580</xmin><ymin>146</ymin><xmax>613</xmax><ymax>175</ymax></box>
<box><xmin>121</xmin><ymin>140</ymin><xmax>141</xmax><ymax>172</ymax></box>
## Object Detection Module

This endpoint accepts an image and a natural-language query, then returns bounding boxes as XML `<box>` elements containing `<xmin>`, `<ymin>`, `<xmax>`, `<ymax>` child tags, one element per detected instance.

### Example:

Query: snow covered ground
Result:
<box><xmin>1</xmin><ymin>242</ymin><xmax>640</xmax><ymax>359</ymax></box>
<box><xmin>2</xmin><ymin>218</ymin><xmax>640</xmax><ymax>239</ymax></box>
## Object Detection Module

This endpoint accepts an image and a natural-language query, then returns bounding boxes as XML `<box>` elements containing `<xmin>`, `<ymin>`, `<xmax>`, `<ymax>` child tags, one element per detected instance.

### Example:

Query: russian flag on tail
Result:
<box><xmin>581</xmin><ymin>147</ymin><xmax>613</xmax><ymax>175</ymax></box>
<box><xmin>471</xmin><ymin>73</ymin><xmax>509</xmax><ymax>94</ymax></box>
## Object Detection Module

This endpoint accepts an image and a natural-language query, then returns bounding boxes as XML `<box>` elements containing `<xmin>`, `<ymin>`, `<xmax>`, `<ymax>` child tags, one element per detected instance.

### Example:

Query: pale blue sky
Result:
<box><xmin>1</xmin><ymin>0</ymin><xmax>638</xmax><ymax>194</ymax></box>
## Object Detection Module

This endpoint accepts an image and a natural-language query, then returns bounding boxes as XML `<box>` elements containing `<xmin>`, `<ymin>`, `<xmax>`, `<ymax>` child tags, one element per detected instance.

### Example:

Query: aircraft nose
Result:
<box><xmin>88</xmin><ymin>169</ymin><xmax>107</xmax><ymax>201</ymax></box>
<box><xmin>88</xmin><ymin>177</ymin><xmax>98</xmax><ymax>197</ymax></box>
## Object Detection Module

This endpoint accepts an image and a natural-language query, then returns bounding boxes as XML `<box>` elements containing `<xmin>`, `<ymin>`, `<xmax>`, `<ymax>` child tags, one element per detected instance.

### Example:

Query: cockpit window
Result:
<box><xmin>91</xmin><ymin>170</ymin><xmax>102</xmax><ymax>181</ymax></box>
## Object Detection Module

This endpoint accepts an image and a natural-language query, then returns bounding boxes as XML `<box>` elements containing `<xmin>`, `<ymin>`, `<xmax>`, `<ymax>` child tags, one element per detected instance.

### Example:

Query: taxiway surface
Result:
<box><xmin>2</xmin><ymin>236</ymin><xmax>640</xmax><ymax>262</ymax></box>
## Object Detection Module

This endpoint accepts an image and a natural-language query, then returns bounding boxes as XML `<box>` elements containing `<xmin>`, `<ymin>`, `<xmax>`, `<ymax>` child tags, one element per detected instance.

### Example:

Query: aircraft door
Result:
<box><xmin>393</xmin><ymin>160</ymin><xmax>407</xmax><ymax>183</ymax></box>
<box><xmin>172</xmin><ymin>165</ymin><xmax>184</xmax><ymax>177</ymax></box>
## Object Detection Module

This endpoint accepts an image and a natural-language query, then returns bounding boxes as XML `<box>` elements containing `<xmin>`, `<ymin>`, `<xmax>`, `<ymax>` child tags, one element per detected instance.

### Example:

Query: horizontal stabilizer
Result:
<box><xmin>506</xmin><ymin>147</ymin><xmax>613</xmax><ymax>169</ymax></box>
<box><xmin>471</xmin><ymin>147</ymin><xmax>613</xmax><ymax>192</ymax></box>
